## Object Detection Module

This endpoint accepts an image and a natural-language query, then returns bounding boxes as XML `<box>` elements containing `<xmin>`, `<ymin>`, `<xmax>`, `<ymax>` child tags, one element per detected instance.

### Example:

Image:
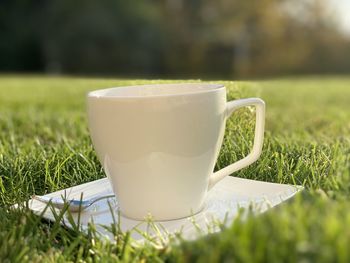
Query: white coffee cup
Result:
<box><xmin>87</xmin><ymin>83</ymin><xmax>265</xmax><ymax>221</ymax></box>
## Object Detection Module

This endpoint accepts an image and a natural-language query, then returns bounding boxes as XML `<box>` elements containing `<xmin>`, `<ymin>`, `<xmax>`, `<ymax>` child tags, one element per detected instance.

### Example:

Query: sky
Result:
<box><xmin>330</xmin><ymin>0</ymin><xmax>350</xmax><ymax>35</ymax></box>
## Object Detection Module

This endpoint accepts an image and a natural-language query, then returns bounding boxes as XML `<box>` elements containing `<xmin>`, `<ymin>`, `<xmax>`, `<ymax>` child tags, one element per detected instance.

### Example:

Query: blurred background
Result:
<box><xmin>1</xmin><ymin>0</ymin><xmax>349</xmax><ymax>79</ymax></box>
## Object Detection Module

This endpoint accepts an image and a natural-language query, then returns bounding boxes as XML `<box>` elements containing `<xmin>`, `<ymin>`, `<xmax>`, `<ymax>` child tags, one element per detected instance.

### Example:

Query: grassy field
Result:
<box><xmin>0</xmin><ymin>75</ymin><xmax>349</xmax><ymax>262</ymax></box>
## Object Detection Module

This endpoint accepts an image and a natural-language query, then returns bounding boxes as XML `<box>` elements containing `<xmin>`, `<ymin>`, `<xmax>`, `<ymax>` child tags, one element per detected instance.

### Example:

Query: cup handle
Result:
<box><xmin>208</xmin><ymin>98</ymin><xmax>266</xmax><ymax>189</ymax></box>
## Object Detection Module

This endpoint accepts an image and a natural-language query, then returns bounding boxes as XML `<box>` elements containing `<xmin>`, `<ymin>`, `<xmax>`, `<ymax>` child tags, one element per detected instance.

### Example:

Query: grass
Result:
<box><xmin>0</xmin><ymin>75</ymin><xmax>349</xmax><ymax>262</ymax></box>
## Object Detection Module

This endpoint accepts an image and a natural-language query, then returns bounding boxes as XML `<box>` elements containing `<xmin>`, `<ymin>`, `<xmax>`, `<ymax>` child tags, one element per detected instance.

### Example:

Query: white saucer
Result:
<box><xmin>27</xmin><ymin>176</ymin><xmax>302</xmax><ymax>243</ymax></box>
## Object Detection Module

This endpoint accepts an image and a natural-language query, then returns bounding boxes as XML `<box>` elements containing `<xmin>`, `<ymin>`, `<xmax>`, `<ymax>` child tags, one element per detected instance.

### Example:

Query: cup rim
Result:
<box><xmin>87</xmin><ymin>83</ymin><xmax>225</xmax><ymax>99</ymax></box>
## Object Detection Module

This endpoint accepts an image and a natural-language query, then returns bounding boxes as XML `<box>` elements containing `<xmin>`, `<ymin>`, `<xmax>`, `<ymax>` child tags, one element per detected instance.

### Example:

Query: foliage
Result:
<box><xmin>1</xmin><ymin>0</ymin><xmax>350</xmax><ymax>77</ymax></box>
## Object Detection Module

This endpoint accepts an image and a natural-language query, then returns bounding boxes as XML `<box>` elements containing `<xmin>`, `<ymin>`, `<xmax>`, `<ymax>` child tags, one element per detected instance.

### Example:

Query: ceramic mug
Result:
<box><xmin>87</xmin><ymin>83</ymin><xmax>265</xmax><ymax>220</ymax></box>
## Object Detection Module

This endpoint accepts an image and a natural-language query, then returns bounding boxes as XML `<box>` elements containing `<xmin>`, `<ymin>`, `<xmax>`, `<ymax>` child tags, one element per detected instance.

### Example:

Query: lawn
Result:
<box><xmin>0</xmin><ymin>75</ymin><xmax>349</xmax><ymax>262</ymax></box>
